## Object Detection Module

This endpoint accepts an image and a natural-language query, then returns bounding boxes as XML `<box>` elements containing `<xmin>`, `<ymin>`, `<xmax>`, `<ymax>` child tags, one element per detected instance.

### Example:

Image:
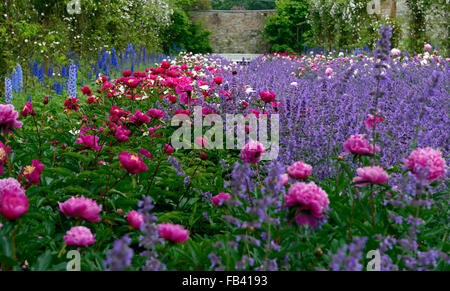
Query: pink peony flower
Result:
<box><xmin>147</xmin><ymin>108</ymin><xmax>165</xmax><ymax>119</ymax></box>
<box><xmin>279</xmin><ymin>173</ymin><xmax>289</xmax><ymax>186</ymax></box>
<box><xmin>59</xmin><ymin>196</ymin><xmax>102</xmax><ymax>222</ymax></box>
<box><xmin>119</xmin><ymin>152</ymin><xmax>148</xmax><ymax>174</ymax></box>
<box><xmin>325</xmin><ymin>68</ymin><xmax>333</xmax><ymax>76</ymax></box>
<box><xmin>287</xmin><ymin>161</ymin><xmax>312</xmax><ymax>179</ymax></box>
<box><xmin>403</xmin><ymin>147</ymin><xmax>447</xmax><ymax>181</ymax></box>
<box><xmin>284</xmin><ymin>182</ymin><xmax>329</xmax><ymax>227</ymax></box>
<box><xmin>213</xmin><ymin>76</ymin><xmax>223</xmax><ymax>85</ymax></box>
<box><xmin>391</xmin><ymin>48</ymin><xmax>401</xmax><ymax>56</ymax></box>
<box><xmin>194</xmin><ymin>137</ymin><xmax>209</xmax><ymax>148</ymax></box>
<box><xmin>352</xmin><ymin>166</ymin><xmax>389</xmax><ymax>186</ymax></box>
<box><xmin>81</xmin><ymin>85</ymin><xmax>92</xmax><ymax>96</ymax></box>
<box><xmin>64</xmin><ymin>97</ymin><xmax>80</xmax><ymax>112</ymax></box>
<box><xmin>19</xmin><ymin>160</ymin><xmax>45</xmax><ymax>185</ymax></box>
<box><xmin>0</xmin><ymin>104</ymin><xmax>23</xmax><ymax>134</ymax></box>
<box><xmin>122</xmin><ymin>70</ymin><xmax>132</xmax><ymax>77</ymax></box>
<box><xmin>75</xmin><ymin>134</ymin><xmax>103</xmax><ymax>151</ymax></box>
<box><xmin>20</xmin><ymin>102</ymin><xmax>35</xmax><ymax>117</ymax></box>
<box><xmin>0</xmin><ymin>178</ymin><xmax>28</xmax><ymax>220</ymax></box>
<box><xmin>0</xmin><ymin>141</ymin><xmax>10</xmax><ymax>169</ymax></box>
<box><xmin>259</xmin><ymin>91</ymin><xmax>276</xmax><ymax>103</ymax></box>
<box><xmin>211</xmin><ymin>192</ymin><xmax>231</xmax><ymax>206</ymax></box>
<box><xmin>163</xmin><ymin>144</ymin><xmax>174</xmax><ymax>155</ymax></box>
<box><xmin>343</xmin><ymin>134</ymin><xmax>380</xmax><ymax>155</ymax></box>
<box><xmin>64</xmin><ymin>226</ymin><xmax>96</xmax><ymax>247</ymax></box>
<box><xmin>130</xmin><ymin>110</ymin><xmax>151</xmax><ymax>125</ymax></box>
<box><xmin>158</xmin><ymin>223</ymin><xmax>189</xmax><ymax>243</ymax></box>
<box><xmin>139</xmin><ymin>148</ymin><xmax>152</xmax><ymax>159</ymax></box>
<box><xmin>364</xmin><ymin>114</ymin><xmax>385</xmax><ymax>129</ymax></box>
<box><xmin>240</xmin><ymin>141</ymin><xmax>265</xmax><ymax>164</ymax></box>
<box><xmin>127</xmin><ymin>210</ymin><xmax>144</xmax><ymax>230</ymax></box>
<box><xmin>424</xmin><ymin>44</ymin><xmax>432</xmax><ymax>51</ymax></box>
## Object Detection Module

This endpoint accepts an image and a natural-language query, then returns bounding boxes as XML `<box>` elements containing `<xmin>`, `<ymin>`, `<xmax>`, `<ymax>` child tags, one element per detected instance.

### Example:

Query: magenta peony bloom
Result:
<box><xmin>19</xmin><ymin>160</ymin><xmax>45</xmax><ymax>185</ymax></box>
<box><xmin>353</xmin><ymin>166</ymin><xmax>389</xmax><ymax>186</ymax></box>
<box><xmin>364</xmin><ymin>114</ymin><xmax>385</xmax><ymax>129</ymax></box>
<box><xmin>130</xmin><ymin>110</ymin><xmax>151</xmax><ymax>125</ymax></box>
<box><xmin>20</xmin><ymin>102</ymin><xmax>35</xmax><ymax>117</ymax></box>
<box><xmin>115</xmin><ymin>126</ymin><xmax>131</xmax><ymax>143</ymax></box>
<box><xmin>119</xmin><ymin>152</ymin><xmax>148</xmax><ymax>174</ymax></box>
<box><xmin>75</xmin><ymin>134</ymin><xmax>103</xmax><ymax>151</ymax></box>
<box><xmin>64</xmin><ymin>97</ymin><xmax>80</xmax><ymax>112</ymax></box>
<box><xmin>403</xmin><ymin>147</ymin><xmax>447</xmax><ymax>181</ymax></box>
<box><xmin>211</xmin><ymin>192</ymin><xmax>231</xmax><ymax>206</ymax></box>
<box><xmin>59</xmin><ymin>196</ymin><xmax>102</xmax><ymax>222</ymax></box>
<box><xmin>163</xmin><ymin>144</ymin><xmax>174</xmax><ymax>155</ymax></box>
<box><xmin>240</xmin><ymin>141</ymin><xmax>265</xmax><ymax>164</ymax></box>
<box><xmin>158</xmin><ymin>223</ymin><xmax>189</xmax><ymax>243</ymax></box>
<box><xmin>64</xmin><ymin>226</ymin><xmax>96</xmax><ymax>247</ymax></box>
<box><xmin>213</xmin><ymin>76</ymin><xmax>223</xmax><ymax>85</ymax></box>
<box><xmin>0</xmin><ymin>141</ymin><xmax>10</xmax><ymax>168</ymax></box>
<box><xmin>259</xmin><ymin>91</ymin><xmax>276</xmax><ymax>103</ymax></box>
<box><xmin>0</xmin><ymin>104</ymin><xmax>23</xmax><ymax>134</ymax></box>
<box><xmin>127</xmin><ymin>210</ymin><xmax>144</xmax><ymax>230</ymax></box>
<box><xmin>284</xmin><ymin>182</ymin><xmax>329</xmax><ymax>227</ymax></box>
<box><xmin>147</xmin><ymin>108</ymin><xmax>165</xmax><ymax>119</ymax></box>
<box><xmin>287</xmin><ymin>161</ymin><xmax>312</xmax><ymax>179</ymax></box>
<box><xmin>123</xmin><ymin>70</ymin><xmax>132</xmax><ymax>77</ymax></box>
<box><xmin>139</xmin><ymin>148</ymin><xmax>152</xmax><ymax>159</ymax></box>
<box><xmin>343</xmin><ymin>134</ymin><xmax>380</xmax><ymax>155</ymax></box>
<box><xmin>81</xmin><ymin>85</ymin><xmax>92</xmax><ymax>96</ymax></box>
<box><xmin>0</xmin><ymin>178</ymin><xmax>28</xmax><ymax>220</ymax></box>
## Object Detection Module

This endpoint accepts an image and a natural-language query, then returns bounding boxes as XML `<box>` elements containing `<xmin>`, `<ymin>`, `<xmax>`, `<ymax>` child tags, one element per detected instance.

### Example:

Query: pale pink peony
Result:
<box><xmin>127</xmin><ymin>210</ymin><xmax>144</xmax><ymax>230</ymax></box>
<box><xmin>403</xmin><ymin>147</ymin><xmax>447</xmax><ymax>181</ymax></box>
<box><xmin>424</xmin><ymin>44</ymin><xmax>432</xmax><ymax>51</ymax></box>
<box><xmin>287</xmin><ymin>161</ymin><xmax>312</xmax><ymax>179</ymax></box>
<box><xmin>364</xmin><ymin>114</ymin><xmax>385</xmax><ymax>129</ymax></box>
<box><xmin>284</xmin><ymin>182</ymin><xmax>329</xmax><ymax>227</ymax></box>
<box><xmin>59</xmin><ymin>196</ymin><xmax>102</xmax><ymax>222</ymax></box>
<box><xmin>353</xmin><ymin>166</ymin><xmax>389</xmax><ymax>186</ymax></box>
<box><xmin>391</xmin><ymin>48</ymin><xmax>401</xmax><ymax>56</ymax></box>
<box><xmin>278</xmin><ymin>174</ymin><xmax>289</xmax><ymax>186</ymax></box>
<box><xmin>194</xmin><ymin>136</ymin><xmax>209</xmax><ymax>148</ymax></box>
<box><xmin>158</xmin><ymin>223</ymin><xmax>189</xmax><ymax>243</ymax></box>
<box><xmin>0</xmin><ymin>104</ymin><xmax>23</xmax><ymax>134</ymax></box>
<box><xmin>241</xmin><ymin>141</ymin><xmax>265</xmax><ymax>164</ymax></box>
<box><xmin>211</xmin><ymin>192</ymin><xmax>231</xmax><ymax>206</ymax></box>
<box><xmin>325</xmin><ymin>68</ymin><xmax>333</xmax><ymax>76</ymax></box>
<box><xmin>64</xmin><ymin>226</ymin><xmax>96</xmax><ymax>247</ymax></box>
<box><xmin>0</xmin><ymin>178</ymin><xmax>28</xmax><ymax>220</ymax></box>
<box><xmin>343</xmin><ymin>134</ymin><xmax>380</xmax><ymax>155</ymax></box>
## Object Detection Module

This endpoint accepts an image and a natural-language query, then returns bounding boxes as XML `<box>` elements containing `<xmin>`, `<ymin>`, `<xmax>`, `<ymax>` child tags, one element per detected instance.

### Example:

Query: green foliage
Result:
<box><xmin>264</xmin><ymin>0</ymin><xmax>310</xmax><ymax>52</ymax></box>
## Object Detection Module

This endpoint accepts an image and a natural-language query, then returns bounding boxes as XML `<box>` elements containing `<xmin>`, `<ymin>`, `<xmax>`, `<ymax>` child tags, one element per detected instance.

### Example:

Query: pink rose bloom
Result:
<box><xmin>130</xmin><ymin>110</ymin><xmax>151</xmax><ymax>125</ymax></box>
<box><xmin>119</xmin><ymin>152</ymin><xmax>148</xmax><ymax>174</ymax></box>
<box><xmin>259</xmin><ymin>91</ymin><xmax>276</xmax><ymax>103</ymax></box>
<box><xmin>0</xmin><ymin>178</ymin><xmax>28</xmax><ymax>220</ymax></box>
<box><xmin>64</xmin><ymin>226</ymin><xmax>96</xmax><ymax>247</ymax></box>
<box><xmin>284</xmin><ymin>182</ymin><xmax>329</xmax><ymax>227</ymax></box>
<box><xmin>211</xmin><ymin>192</ymin><xmax>231</xmax><ymax>206</ymax></box>
<box><xmin>75</xmin><ymin>134</ymin><xmax>103</xmax><ymax>151</ymax></box>
<box><xmin>353</xmin><ymin>166</ymin><xmax>389</xmax><ymax>186</ymax></box>
<box><xmin>241</xmin><ymin>141</ymin><xmax>265</xmax><ymax>164</ymax></box>
<box><xmin>0</xmin><ymin>104</ymin><xmax>23</xmax><ymax>134</ymax></box>
<box><xmin>163</xmin><ymin>144</ymin><xmax>174</xmax><ymax>155</ymax></box>
<box><xmin>343</xmin><ymin>134</ymin><xmax>380</xmax><ymax>155</ymax></box>
<box><xmin>279</xmin><ymin>174</ymin><xmax>289</xmax><ymax>186</ymax></box>
<box><xmin>364</xmin><ymin>114</ymin><xmax>385</xmax><ymax>129</ymax></box>
<box><xmin>287</xmin><ymin>161</ymin><xmax>313</xmax><ymax>179</ymax></box>
<box><xmin>19</xmin><ymin>160</ymin><xmax>45</xmax><ymax>185</ymax></box>
<box><xmin>147</xmin><ymin>109</ymin><xmax>165</xmax><ymax>119</ymax></box>
<box><xmin>403</xmin><ymin>147</ymin><xmax>447</xmax><ymax>181</ymax></box>
<box><xmin>158</xmin><ymin>223</ymin><xmax>189</xmax><ymax>243</ymax></box>
<box><xmin>424</xmin><ymin>44</ymin><xmax>432</xmax><ymax>51</ymax></box>
<box><xmin>59</xmin><ymin>196</ymin><xmax>102</xmax><ymax>222</ymax></box>
<box><xmin>127</xmin><ymin>210</ymin><xmax>144</xmax><ymax>230</ymax></box>
<box><xmin>194</xmin><ymin>137</ymin><xmax>209</xmax><ymax>148</ymax></box>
